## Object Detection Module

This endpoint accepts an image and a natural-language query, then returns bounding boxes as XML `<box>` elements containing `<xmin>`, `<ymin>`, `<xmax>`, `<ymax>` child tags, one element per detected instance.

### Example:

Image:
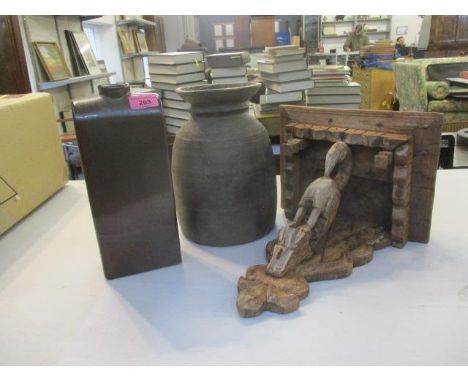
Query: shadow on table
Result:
<box><xmin>108</xmin><ymin>220</ymin><xmax>439</xmax><ymax>353</ymax></box>
<box><xmin>108</xmin><ymin>223</ymin><xmax>310</xmax><ymax>352</ymax></box>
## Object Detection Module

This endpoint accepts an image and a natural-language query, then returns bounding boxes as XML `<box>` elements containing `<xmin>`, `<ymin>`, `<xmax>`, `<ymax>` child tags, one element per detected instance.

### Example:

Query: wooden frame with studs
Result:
<box><xmin>279</xmin><ymin>105</ymin><xmax>443</xmax><ymax>246</ymax></box>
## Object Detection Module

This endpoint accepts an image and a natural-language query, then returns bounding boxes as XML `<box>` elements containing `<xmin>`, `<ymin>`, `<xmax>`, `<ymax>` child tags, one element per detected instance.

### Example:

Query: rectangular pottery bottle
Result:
<box><xmin>73</xmin><ymin>83</ymin><xmax>181</xmax><ymax>279</ymax></box>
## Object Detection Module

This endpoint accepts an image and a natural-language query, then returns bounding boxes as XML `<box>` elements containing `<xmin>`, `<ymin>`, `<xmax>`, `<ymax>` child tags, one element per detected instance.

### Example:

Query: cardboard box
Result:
<box><xmin>0</xmin><ymin>93</ymin><xmax>68</xmax><ymax>235</ymax></box>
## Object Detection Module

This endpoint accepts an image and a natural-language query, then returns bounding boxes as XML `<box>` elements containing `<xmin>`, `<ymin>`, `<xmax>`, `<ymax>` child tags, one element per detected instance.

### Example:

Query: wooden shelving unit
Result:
<box><xmin>115</xmin><ymin>16</ymin><xmax>160</xmax><ymax>84</ymax></box>
<box><xmin>21</xmin><ymin>15</ymin><xmax>116</xmax><ymax>134</ymax></box>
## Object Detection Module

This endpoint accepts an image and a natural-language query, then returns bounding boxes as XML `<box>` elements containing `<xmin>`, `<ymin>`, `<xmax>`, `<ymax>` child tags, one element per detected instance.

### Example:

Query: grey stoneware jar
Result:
<box><xmin>172</xmin><ymin>83</ymin><xmax>277</xmax><ymax>246</ymax></box>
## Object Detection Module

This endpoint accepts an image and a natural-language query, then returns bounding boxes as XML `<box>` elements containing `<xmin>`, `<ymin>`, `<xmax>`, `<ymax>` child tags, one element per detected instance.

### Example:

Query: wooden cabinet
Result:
<box><xmin>427</xmin><ymin>15</ymin><xmax>468</xmax><ymax>55</ymax></box>
<box><xmin>430</xmin><ymin>15</ymin><xmax>458</xmax><ymax>47</ymax></box>
<box><xmin>352</xmin><ymin>67</ymin><xmax>395</xmax><ymax>110</ymax></box>
<box><xmin>250</xmin><ymin>16</ymin><xmax>275</xmax><ymax>47</ymax></box>
<box><xmin>456</xmin><ymin>15</ymin><xmax>468</xmax><ymax>44</ymax></box>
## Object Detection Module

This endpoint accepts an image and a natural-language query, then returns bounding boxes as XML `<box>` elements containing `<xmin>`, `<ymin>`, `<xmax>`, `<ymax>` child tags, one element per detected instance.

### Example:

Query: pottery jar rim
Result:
<box><xmin>176</xmin><ymin>82</ymin><xmax>261</xmax><ymax>112</ymax></box>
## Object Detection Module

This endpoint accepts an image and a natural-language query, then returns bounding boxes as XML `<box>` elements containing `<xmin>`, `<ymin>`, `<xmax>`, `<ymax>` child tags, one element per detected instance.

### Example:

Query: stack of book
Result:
<box><xmin>360</xmin><ymin>41</ymin><xmax>395</xmax><ymax>60</ymax></box>
<box><xmin>307</xmin><ymin>65</ymin><xmax>360</xmax><ymax>109</ymax></box>
<box><xmin>206</xmin><ymin>52</ymin><xmax>250</xmax><ymax>85</ymax></box>
<box><xmin>307</xmin><ymin>82</ymin><xmax>361</xmax><ymax>109</ymax></box>
<box><xmin>257</xmin><ymin>45</ymin><xmax>313</xmax><ymax>112</ymax></box>
<box><xmin>309</xmin><ymin>65</ymin><xmax>352</xmax><ymax>86</ymax></box>
<box><xmin>149</xmin><ymin>51</ymin><xmax>205</xmax><ymax>134</ymax></box>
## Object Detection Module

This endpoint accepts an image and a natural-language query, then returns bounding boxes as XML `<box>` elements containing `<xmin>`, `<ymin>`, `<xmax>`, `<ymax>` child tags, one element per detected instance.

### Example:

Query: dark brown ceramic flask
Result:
<box><xmin>72</xmin><ymin>83</ymin><xmax>181</xmax><ymax>279</ymax></box>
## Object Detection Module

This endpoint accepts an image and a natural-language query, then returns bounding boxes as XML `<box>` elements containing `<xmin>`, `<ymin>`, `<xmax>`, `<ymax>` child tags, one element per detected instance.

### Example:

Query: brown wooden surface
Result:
<box><xmin>234</xmin><ymin>16</ymin><xmax>251</xmax><ymax>48</ymax></box>
<box><xmin>279</xmin><ymin>106</ymin><xmax>443</xmax><ymax>244</ymax></box>
<box><xmin>430</xmin><ymin>15</ymin><xmax>459</xmax><ymax>47</ymax></box>
<box><xmin>0</xmin><ymin>16</ymin><xmax>31</xmax><ymax>94</ymax></box>
<box><xmin>428</xmin><ymin>15</ymin><xmax>468</xmax><ymax>54</ymax></box>
<box><xmin>61</xmin><ymin>133</ymin><xmax>77</xmax><ymax>143</ymax></box>
<box><xmin>456</xmin><ymin>15</ymin><xmax>468</xmax><ymax>45</ymax></box>
<box><xmin>237</xmin><ymin>264</ymin><xmax>309</xmax><ymax>317</ymax></box>
<box><xmin>250</xmin><ymin>16</ymin><xmax>275</xmax><ymax>47</ymax></box>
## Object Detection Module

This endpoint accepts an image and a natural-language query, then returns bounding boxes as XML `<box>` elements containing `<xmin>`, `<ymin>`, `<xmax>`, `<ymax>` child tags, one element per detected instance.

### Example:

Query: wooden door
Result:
<box><xmin>234</xmin><ymin>15</ymin><xmax>251</xmax><ymax>48</ymax></box>
<box><xmin>251</xmin><ymin>16</ymin><xmax>275</xmax><ymax>47</ymax></box>
<box><xmin>0</xmin><ymin>16</ymin><xmax>31</xmax><ymax>94</ymax></box>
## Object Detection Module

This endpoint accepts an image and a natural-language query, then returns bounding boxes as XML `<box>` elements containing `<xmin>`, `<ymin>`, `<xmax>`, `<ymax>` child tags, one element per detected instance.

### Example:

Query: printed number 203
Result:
<box><xmin>139</xmin><ymin>99</ymin><xmax>151</xmax><ymax>106</ymax></box>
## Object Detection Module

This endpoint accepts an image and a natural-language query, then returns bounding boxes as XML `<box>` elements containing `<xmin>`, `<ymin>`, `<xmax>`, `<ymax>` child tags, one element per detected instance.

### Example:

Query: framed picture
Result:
<box><xmin>214</xmin><ymin>24</ymin><xmax>223</xmax><ymax>37</ymax></box>
<box><xmin>118</xmin><ymin>29</ymin><xmax>135</xmax><ymax>54</ymax></box>
<box><xmin>215</xmin><ymin>38</ymin><xmax>224</xmax><ymax>50</ymax></box>
<box><xmin>396</xmin><ymin>26</ymin><xmax>408</xmax><ymax>35</ymax></box>
<box><xmin>133</xmin><ymin>30</ymin><xmax>149</xmax><ymax>53</ymax></box>
<box><xmin>64</xmin><ymin>30</ymin><xmax>88</xmax><ymax>76</ymax></box>
<box><xmin>225</xmin><ymin>23</ymin><xmax>234</xmax><ymax>36</ymax></box>
<box><xmin>71</xmin><ymin>32</ymin><xmax>101</xmax><ymax>75</ymax></box>
<box><xmin>33</xmin><ymin>41</ymin><xmax>72</xmax><ymax>81</ymax></box>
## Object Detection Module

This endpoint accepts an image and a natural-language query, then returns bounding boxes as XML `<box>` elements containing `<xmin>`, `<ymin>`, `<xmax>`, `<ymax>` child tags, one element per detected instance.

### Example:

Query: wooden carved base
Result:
<box><xmin>237</xmin><ymin>265</ymin><xmax>309</xmax><ymax>318</ymax></box>
<box><xmin>236</xmin><ymin>224</ymin><xmax>390</xmax><ymax>317</ymax></box>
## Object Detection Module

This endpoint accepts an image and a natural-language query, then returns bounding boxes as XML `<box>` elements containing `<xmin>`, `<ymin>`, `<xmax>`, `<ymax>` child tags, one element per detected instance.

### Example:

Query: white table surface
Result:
<box><xmin>1</xmin><ymin>172</ymin><xmax>468</xmax><ymax>365</ymax></box>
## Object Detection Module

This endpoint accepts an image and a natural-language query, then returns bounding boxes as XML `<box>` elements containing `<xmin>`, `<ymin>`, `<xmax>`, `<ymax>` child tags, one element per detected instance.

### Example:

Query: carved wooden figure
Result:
<box><xmin>237</xmin><ymin>106</ymin><xmax>443</xmax><ymax>318</ymax></box>
<box><xmin>267</xmin><ymin>142</ymin><xmax>352</xmax><ymax>277</ymax></box>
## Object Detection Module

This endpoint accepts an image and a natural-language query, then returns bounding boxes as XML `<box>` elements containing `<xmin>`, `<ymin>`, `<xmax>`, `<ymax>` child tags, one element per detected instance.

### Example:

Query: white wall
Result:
<box><xmin>162</xmin><ymin>15</ymin><xmax>200</xmax><ymax>52</ymax></box>
<box><xmin>83</xmin><ymin>16</ymin><xmax>123</xmax><ymax>83</ymax></box>
<box><xmin>390</xmin><ymin>15</ymin><xmax>424</xmax><ymax>46</ymax></box>
<box><xmin>162</xmin><ymin>16</ymin><xmax>186</xmax><ymax>52</ymax></box>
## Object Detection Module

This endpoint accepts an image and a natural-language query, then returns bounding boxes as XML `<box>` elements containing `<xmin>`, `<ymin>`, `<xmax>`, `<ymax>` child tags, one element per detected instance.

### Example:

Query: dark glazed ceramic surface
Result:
<box><xmin>172</xmin><ymin>82</ymin><xmax>277</xmax><ymax>246</ymax></box>
<box><xmin>73</xmin><ymin>83</ymin><xmax>181</xmax><ymax>279</ymax></box>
